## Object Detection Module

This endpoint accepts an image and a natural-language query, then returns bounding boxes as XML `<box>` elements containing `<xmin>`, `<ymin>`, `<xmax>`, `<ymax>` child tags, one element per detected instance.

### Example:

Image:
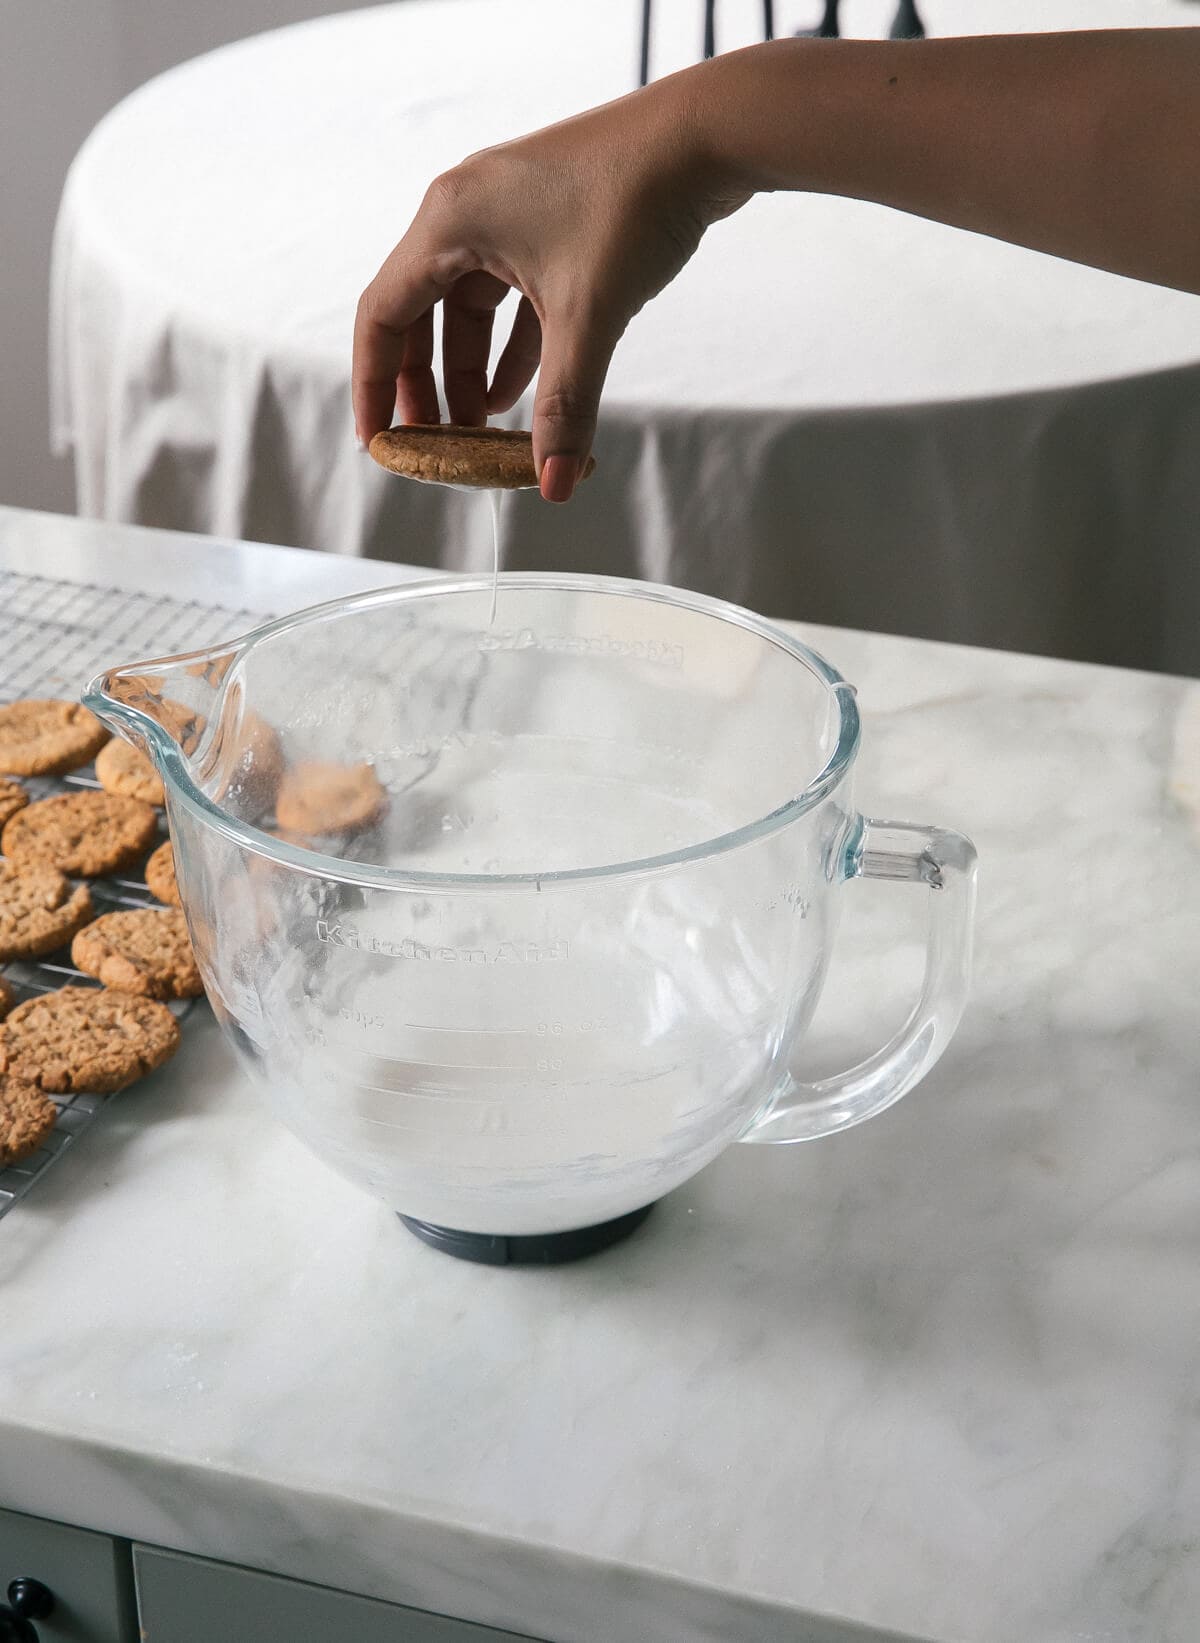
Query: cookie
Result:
<box><xmin>186</xmin><ymin>651</ymin><xmax>236</xmax><ymax>688</ymax></box>
<box><xmin>0</xmin><ymin>1074</ymin><xmax>57</xmax><ymax>1167</ymax></box>
<box><xmin>0</xmin><ymin>699</ymin><xmax>109</xmax><ymax>777</ymax></box>
<box><xmin>0</xmin><ymin>779</ymin><xmax>28</xmax><ymax>828</ymax></box>
<box><xmin>369</xmin><ymin>425</ymin><xmax>597</xmax><ymax>491</ymax></box>
<box><xmin>274</xmin><ymin>760</ymin><xmax>387</xmax><ymax>836</ymax></box>
<box><xmin>102</xmin><ymin>675</ymin><xmax>206</xmax><ymax>754</ymax></box>
<box><xmin>157</xmin><ymin>697</ymin><xmax>206</xmax><ymax>756</ymax></box>
<box><xmin>0</xmin><ymin>975</ymin><xmax>14</xmax><ymax>1021</ymax></box>
<box><xmin>144</xmin><ymin>839</ymin><xmax>181</xmax><ymax>907</ymax></box>
<box><xmin>208</xmin><ymin>710</ymin><xmax>282</xmax><ymax>821</ymax></box>
<box><xmin>72</xmin><ymin>908</ymin><xmax>202</xmax><ymax>1001</ymax></box>
<box><xmin>0</xmin><ymin>862</ymin><xmax>95</xmax><ymax>962</ymax></box>
<box><xmin>2</xmin><ymin>791</ymin><xmax>159</xmax><ymax>877</ymax></box>
<box><xmin>0</xmin><ymin>986</ymin><xmax>180</xmax><ymax>1094</ymax></box>
<box><xmin>95</xmin><ymin>737</ymin><xmax>165</xmax><ymax>805</ymax></box>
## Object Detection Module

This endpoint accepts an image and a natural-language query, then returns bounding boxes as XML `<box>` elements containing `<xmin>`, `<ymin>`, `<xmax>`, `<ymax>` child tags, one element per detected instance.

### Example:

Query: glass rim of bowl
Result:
<box><xmin>86</xmin><ymin>572</ymin><xmax>861</xmax><ymax>895</ymax></box>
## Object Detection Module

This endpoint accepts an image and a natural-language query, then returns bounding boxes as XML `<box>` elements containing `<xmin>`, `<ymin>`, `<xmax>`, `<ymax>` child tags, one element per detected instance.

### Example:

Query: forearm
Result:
<box><xmin>679</xmin><ymin>30</ymin><xmax>1200</xmax><ymax>294</ymax></box>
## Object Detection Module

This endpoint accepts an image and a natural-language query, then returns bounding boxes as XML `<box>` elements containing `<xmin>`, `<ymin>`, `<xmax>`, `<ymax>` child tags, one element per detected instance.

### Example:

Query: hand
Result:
<box><xmin>352</xmin><ymin>72</ymin><xmax>748</xmax><ymax>501</ymax></box>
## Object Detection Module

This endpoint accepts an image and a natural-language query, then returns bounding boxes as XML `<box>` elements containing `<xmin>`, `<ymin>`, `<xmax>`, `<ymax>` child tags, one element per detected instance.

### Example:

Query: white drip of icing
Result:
<box><xmin>488</xmin><ymin>488</ymin><xmax>502</xmax><ymax>628</ymax></box>
<box><xmin>424</xmin><ymin>473</ymin><xmax>504</xmax><ymax>625</ymax></box>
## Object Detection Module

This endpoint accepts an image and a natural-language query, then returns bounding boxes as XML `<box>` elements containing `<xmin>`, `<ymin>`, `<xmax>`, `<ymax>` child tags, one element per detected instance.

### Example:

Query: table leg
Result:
<box><xmin>639</xmin><ymin>0</ymin><xmax>652</xmax><ymax>85</ymax></box>
<box><xmin>798</xmin><ymin>0</ymin><xmax>839</xmax><ymax>38</ymax></box>
<box><xmin>642</xmin><ymin>0</ymin><xmax>776</xmax><ymax>81</ymax></box>
<box><xmin>890</xmin><ymin>0</ymin><xmax>926</xmax><ymax>38</ymax></box>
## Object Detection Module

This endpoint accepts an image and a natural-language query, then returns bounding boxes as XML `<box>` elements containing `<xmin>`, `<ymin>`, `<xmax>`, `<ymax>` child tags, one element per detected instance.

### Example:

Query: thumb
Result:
<box><xmin>532</xmin><ymin>311</ymin><xmax>616</xmax><ymax>503</ymax></box>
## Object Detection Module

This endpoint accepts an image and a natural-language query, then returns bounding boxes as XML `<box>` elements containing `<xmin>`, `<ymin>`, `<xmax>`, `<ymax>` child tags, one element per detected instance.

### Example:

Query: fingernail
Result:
<box><xmin>354</xmin><ymin>432</ymin><xmax>367</xmax><ymax>453</ymax></box>
<box><xmin>541</xmin><ymin>455</ymin><xmax>579</xmax><ymax>503</ymax></box>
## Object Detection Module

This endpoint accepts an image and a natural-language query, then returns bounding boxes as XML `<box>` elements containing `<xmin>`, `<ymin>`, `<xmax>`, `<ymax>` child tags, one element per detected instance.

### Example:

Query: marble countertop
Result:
<box><xmin>1</xmin><ymin>506</ymin><xmax>1198</xmax><ymax>1643</ymax></box>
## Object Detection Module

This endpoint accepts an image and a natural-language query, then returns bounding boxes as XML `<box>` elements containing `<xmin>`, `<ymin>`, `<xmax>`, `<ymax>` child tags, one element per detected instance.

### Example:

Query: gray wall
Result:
<box><xmin>0</xmin><ymin>0</ymin><xmax>382</xmax><ymax>516</ymax></box>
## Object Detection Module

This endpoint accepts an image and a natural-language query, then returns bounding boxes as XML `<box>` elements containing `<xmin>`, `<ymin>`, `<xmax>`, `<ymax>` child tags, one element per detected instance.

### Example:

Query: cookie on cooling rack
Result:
<box><xmin>0</xmin><ymin>975</ymin><xmax>14</xmax><ymax>1022</ymax></box>
<box><xmin>102</xmin><ymin>677</ymin><xmax>207</xmax><ymax>756</ymax></box>
<box><xmin>0</xmin><ymin>986</ymin><xmax>181</xmax><ymax>1094</ymax></box>
<box><xmin>144</xmin><ymin>839</ymin><xmax>181</xmax><ymax>907</ymax></box>
<box><xmin>1</xmin><ymin>791</ymin><xmax>159</xmax><ymax>877</ymax></box>
<box><xmin>217</xmin><ymin>710</ymin><xmax>283</xmax><ymax>820</ymax></box>
<box><xmin>0</xmin><ymin>1073</ymin><xmax>57</xmax><ymax>1167</ymax></box>
<box><xmin>274</xmin><ymin>760</ymin><xmax>387</xmax><ymax>837</ymax></box>
<box><xmin>0</xmin><ymin>778</ymin><xmax>29</xmax><ymax>828</ymax></box>
<box><xmin>369</xmin><ymin>424</ymin><xmax>596</xmax><ymax>490</ymax></box>
<box><xmin>0</xmin><ymin>700</ymin><xmax>109</xmax><ymax>777</ymax></box>
<box><xmin>72</xmin><ymin>908</ymin><xmax>202</xmax><ymax>1001</ymax></box>
<box><xmin>95</xmin><ymin>736</ymin><xmax>165</xmax><ymax>806</ymax></box>
<box><xmin>0</xmin><ymin>862</ymin><xmax>95</xmax><ymax>963</ymax></box>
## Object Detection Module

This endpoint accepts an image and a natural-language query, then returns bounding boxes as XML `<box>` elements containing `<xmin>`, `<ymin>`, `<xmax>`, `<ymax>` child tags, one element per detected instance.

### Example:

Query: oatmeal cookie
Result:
<box><xmin>369</xmin><ymin>425</ymin><xmax>595</xmax><ymax>491</ymax></box>
<box><xmin>95</xmin><ymin>737</ymin><xmax>165</xmax><ymax>805</ymax></box>
<box><xmin>274</xmin><ymin>760</ymin><xmax>387</xmax><ymax>837</ymax></box>
<box><xmin>0</xmin><ymin>699</ymin><xmax>109</xmax><ymax>776</ymax></box>
<box><xmin>0</xmin><ymin>778</ymin><xmax>29</xmax><ymax>828</ymax></box>
<box><xmin>72</xmin><ymin>908</ymin><xmax>201</xmax><ymax>1000</ymax></box>
<box><xmin>0</xmin><ymin>862</ymin><xmax>95</xmax><ymax>961</ymax></box>
<box><xmin>0</xmin><ymin>1074</ymin><xmax>57</xmax><ymax>1166</ymax></box>
<box><xmin>144</xmin><ymin>839</ymin><xmax>181</xmax><ymax>907</ymax></box>
<box><xmin>0</xmin><ymin>986</ymin><xmax>181</xmax><ymax>1093</ymax></box>
<box><xmin>2</xmin><ymin>791</ymin><xmax>158</xmax><ymax>876</ymax></box>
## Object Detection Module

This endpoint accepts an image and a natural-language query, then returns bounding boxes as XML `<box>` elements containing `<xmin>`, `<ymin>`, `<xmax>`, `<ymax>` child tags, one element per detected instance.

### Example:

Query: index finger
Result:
<box><xmin>352</xmin><ymin>250</ymin><xmax>461</xmax><ymax>442</ymax></box>
<box><xmin>442</xmin><ymin>270</ymin><xmax>512</xmax><ymax>427</ymax></box>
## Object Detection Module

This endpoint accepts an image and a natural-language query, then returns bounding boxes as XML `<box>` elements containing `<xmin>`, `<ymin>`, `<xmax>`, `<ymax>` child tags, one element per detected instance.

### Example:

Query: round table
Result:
<box><xmin>51</xmin><ymin>0</ymin><xmax>1200</xmax><ymax>671</ymax></box>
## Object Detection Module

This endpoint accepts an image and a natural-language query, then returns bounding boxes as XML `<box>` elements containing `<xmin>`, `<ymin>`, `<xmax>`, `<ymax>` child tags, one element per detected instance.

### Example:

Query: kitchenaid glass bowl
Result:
<box><xmin>86</xmin><ymin>575</ymin><xmax>976</xmax><ymax>1256</ymax></box>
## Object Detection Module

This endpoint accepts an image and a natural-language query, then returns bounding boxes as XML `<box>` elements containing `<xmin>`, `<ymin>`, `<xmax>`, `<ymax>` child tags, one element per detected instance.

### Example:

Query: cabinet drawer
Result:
<box><xmin>134</xmin><ymin>1545</ymin><xmax>548</xmax><ymax>1643</ymax></box>
<box><xmin>0</xmin><ymin>1508</ymin><xmax>135</xmax><ymax>1643</ymax></box>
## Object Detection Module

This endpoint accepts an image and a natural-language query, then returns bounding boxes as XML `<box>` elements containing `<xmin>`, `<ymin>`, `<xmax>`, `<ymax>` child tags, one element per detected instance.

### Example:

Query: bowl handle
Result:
<box><xmin>742</xmin><ymin>817</ymin><xmax>977</xmax><ymax>1145</ymax></box>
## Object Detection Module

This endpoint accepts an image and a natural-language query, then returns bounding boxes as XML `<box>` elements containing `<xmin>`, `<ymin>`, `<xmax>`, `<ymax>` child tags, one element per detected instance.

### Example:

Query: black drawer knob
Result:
<box><xmin>0</xmin><ymin>1579</ymin><xmax>56</xmax><ymax>1643</ymax></box>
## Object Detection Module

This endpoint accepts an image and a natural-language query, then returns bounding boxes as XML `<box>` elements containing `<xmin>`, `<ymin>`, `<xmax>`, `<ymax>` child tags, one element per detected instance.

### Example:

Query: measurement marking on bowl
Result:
<box><xmin>364</xmin><ymin>1056</ymin><xmax>527</xmax><ymax>1073</ymax></box>
<box><xmin>324</xmin><ymin>1039</ymin><xmax>530</xmax><ymax>1061</ymax></box>
<box><xmin>330</xmin><ymin>1018</ymin><xmax>606</xmax><ymax>1038</ymax></box>
<box><xmin>395</xmin><ymin>1020</ymin><xmax>537</xmax><ymax>1036</ymax></box>
<box><xmin>345</xmin><ymin>1075</ymin><xmax>608</xmax><ymax>1103</ymax></box>
<box><xmin>338</xmin><ymin>1058</ymin><xmax>578</xmax><ymax>1084</ymax></box>
<box><xmin>478</xmin><ymin>628</ymin><xmax>685</xmax><ymax>669</ymax></box>
<box><xmin>350</xmin><ymin>1111</ymin><xmax>588</xmax><ymax>1135</ymax></box>
<box><xmin>336</xmin><ymin>1058</ymin><xmax>696</xmax><ymax>1095</ymax></box>
<box><xmin>349</xmin><ymin>1084</ymin><xmax>528</xmax><ymax>1104</ymax></box>
<box><xmin>315</xmin><ymin>922</ymin><xmax>569</xmax><ymax>965</ymax></box>
<box><xmin>324</xmin><ymin>1047</ymin><xmax>576</xmax><ymax>1079</ymax></box>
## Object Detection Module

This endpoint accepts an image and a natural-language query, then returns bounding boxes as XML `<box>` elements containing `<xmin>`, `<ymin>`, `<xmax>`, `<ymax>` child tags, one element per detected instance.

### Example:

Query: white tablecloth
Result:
<box><xmin>51</xmin><ymin>0</ymin><xmax>1200</xmax><ymax>671</ymax></box>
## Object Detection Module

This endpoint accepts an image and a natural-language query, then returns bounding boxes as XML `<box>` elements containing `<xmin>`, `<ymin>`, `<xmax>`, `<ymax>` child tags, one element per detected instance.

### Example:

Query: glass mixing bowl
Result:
<box><xmin>87</xmin><ymin>575</ymin><xmax>976</xmax><ymax>1261</ymax></box>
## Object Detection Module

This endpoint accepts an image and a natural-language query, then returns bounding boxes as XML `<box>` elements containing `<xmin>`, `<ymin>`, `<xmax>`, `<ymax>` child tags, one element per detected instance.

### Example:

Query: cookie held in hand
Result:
<box><xmin>369</xmin><ymin>425</ymin><xmax>596</xmax><ymax>491</ymax></box>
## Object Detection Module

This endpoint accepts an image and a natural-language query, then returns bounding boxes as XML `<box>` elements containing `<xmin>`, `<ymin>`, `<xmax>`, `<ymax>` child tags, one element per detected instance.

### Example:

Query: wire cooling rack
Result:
<box><xmin>0</xmin><ymin>569</ymin><xmax>266</xmax><ymax>1220</ymax></box>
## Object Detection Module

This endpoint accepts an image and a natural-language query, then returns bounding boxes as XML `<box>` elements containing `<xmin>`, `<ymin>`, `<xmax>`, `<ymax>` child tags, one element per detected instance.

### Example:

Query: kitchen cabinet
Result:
<box><xmin>0</xmin><ymin>1515</ymin><xmax>545</xmax><ymax>1643</ymax></box>
<box><xmin>133</xmin><ymin>1545</ymin><xmax>546</xmax><ymax>1643</ymax></box>
<box><xmin>0</xmin><ymin>1508</ymin><xmax>136</xmax><ymax>1643</ymax></box>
